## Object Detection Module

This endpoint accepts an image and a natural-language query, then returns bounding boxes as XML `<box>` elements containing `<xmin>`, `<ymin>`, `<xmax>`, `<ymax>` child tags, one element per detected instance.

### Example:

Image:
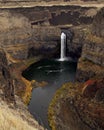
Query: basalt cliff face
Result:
<box><xmin>0</xmin><ymin>49</ymin><xmax>44</xmax><ymax>130</ymax></box>
<box><xmin>48</xmin><ymin>7</ymin><xmax>104</xmax><ymax>130</ymax></box>
<box><xmin>0</xmin><ymin>5</ymin><xmax>98</xmax><ymax>61</ymax></box>
<box><xmin>0</xmin><ymin>1</ymin><xmax>100</xmax><ymax>104</ymax></box>
<box><xmin>0</xmin><ymin>1</ymin><xmax>104</xmax><ymax>130</ymax></box>
<box><xmin>0</xmin><ymin>49</ymin><xmax>15</xmax><ymax>102</ymax></box>
<box><xmin>77</xmin><ymin>7</ymin><xmax>104</xmax><ymax>81</ymax></box>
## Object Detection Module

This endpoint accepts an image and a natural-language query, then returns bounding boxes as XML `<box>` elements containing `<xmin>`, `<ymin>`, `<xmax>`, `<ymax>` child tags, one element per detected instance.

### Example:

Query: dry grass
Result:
<box><xmin>0</xmin><ymin>100</ymin><xmax>42</xmax><ymax>130</ymax></box>
<box><xmin>48</xmin><ymin>82</ymin><xmax>79</xmax><ymax>130</ymax></box>
<box><xmin>21</xmin><ymin>77</ymin><xmax>35</xmax><ymax>105</ymax></box>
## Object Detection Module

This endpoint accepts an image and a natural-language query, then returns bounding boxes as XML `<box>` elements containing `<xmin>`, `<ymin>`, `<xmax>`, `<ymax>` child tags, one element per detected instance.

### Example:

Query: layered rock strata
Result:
<box><xmin>48</xmin><ymin>79</ymin><xmax>104</xmax><ymax>130</ymax></box>
<box><xmin>77</xmin><ymin>7</ymin><xmax>104</xmax><ymax>81</ymax></box>
<box><xmin>0</xmin><ymin>5</ymin><xmax>98</xmax><ymax>62</ymax></box>
<box><xmin>0</xmin><ymin>49</ymin><xmax>45</xmax><ymax>130</ymax></box>
<box><xmin>48</xmin><ymin>7</ymin><xmax>104</xmax><ymax>130</ymax></box>
<box><xmin>0</xmin><ymin>49</ymin><xmax>15</xmax><ymax>102</ymax></box>
<box><xmin>0</xmin><ymin>2</ymin><xmax>103</xmax><ymax>130</ymax></box>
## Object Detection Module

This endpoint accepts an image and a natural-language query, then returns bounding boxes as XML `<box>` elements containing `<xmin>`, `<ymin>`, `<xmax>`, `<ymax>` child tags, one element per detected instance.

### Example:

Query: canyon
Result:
<box><xmin>0</xmin><ymin>0</ymin><xmax>104</xmax><ymax>130</ymax></box>
<box><xmin>48</xmin><ymin>7</ymin><xmax>104</xmax><ymax>130</ymax></box>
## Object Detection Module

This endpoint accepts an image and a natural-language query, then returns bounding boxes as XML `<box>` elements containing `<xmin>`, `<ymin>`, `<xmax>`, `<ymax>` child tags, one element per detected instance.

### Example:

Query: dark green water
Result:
<box><xmin>22</xmin><ymin>59</ymin><xmax>77</xmax><ymax>129</ymax></box>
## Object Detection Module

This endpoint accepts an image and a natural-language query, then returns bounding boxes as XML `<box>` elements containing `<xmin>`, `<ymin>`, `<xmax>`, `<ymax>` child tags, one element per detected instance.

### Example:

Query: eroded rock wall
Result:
<box><xmin>76</xmin><ymin>7</ymin><xmax>104</xmax><ymax>81</ymax></box>
<box><xmin>81</xmin><ymin>7</ymin><xmax>104</xmax><ymax>67</ymax></box>
<box><xmin>0</xmin><ymin>5</ymin><xmax>97</xmax><ymax>62</ymax></box>
<box><xmin>0</xmin><ymin>49</ymin><xmax>45</xmax><ymax>130</ymax></box>
<box><xmin>92</xmin><ymin>7</ymin><xmax>104</xmax><ymax>37</ymax></box>
<box><xmin>0</xmin><ymin>49</ymin><xmax>15</xmax><ymax>102</ymax></box>
<box><xmin>81</xmin><ymin>41</ymin><xmax>104</xmax><ymax>66</ymax></box>
<box><xmin>0</xmin><ymin>11</ymin><xmax>31</xmax><ymax>60</ymax></box>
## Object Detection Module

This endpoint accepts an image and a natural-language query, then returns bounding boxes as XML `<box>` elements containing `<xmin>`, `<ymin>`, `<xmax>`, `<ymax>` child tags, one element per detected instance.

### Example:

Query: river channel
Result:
<box><xmin>22</xmin><ymin>59</ymin><xmax>77</xmax><ymax>129</ymax></box>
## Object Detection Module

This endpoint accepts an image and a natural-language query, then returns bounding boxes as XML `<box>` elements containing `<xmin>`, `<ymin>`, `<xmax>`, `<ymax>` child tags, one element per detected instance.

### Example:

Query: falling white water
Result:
<box><xmin>60</xmin><ymin>32</ymin><xmax>66</xmax><ymax>61</ymax></box>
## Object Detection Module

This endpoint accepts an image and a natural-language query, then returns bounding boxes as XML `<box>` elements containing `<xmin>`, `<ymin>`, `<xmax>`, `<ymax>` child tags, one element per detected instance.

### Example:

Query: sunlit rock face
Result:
<box><xmin>0</xmin><ymin>99</ymin><xmax>44</xmax><ymax>130</ymax></box>
<box><xmin>0</xmin><ymin>11</ymin><xmax>32</xmax><ymax>60</ymax></box>
<box><xmin>0</xmin><ymin>50</ymin><xmax>45</xmax><ymax>130</ymax></box>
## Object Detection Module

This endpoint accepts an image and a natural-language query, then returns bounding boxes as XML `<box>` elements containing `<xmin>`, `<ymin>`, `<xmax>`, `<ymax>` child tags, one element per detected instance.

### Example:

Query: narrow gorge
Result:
<box><xmin>0</xmin><ymin>0</ymin><xmax>104</xmax><ymax>130</ymax></box>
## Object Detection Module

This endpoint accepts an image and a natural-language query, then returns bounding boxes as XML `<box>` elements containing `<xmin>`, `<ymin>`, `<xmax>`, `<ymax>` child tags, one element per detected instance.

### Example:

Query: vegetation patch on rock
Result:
<box><xmin>48</xmin><ymin>79</ymin><xmax>104</xmax><ymax>130</ymax></box>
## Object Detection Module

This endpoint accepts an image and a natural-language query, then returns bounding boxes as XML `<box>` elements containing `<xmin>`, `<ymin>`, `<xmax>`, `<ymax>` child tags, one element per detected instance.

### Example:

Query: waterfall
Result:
<box><xmin>60</xmin><ymin>32</ymin><xmax>66</xmax><ymax>61</ymax></box>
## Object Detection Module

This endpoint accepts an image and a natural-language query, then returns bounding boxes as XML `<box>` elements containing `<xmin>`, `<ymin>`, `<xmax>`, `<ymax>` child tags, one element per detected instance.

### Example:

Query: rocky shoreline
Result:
<box><xmin>48</xmin><ymin>7</ymin><xmax>104</xmax><ymax>130</ymax></box>
<box><xmin>48</xmin><ymin>79</ymin><xmax>104</xmax><ymax>130</ymax></box>
<box><xmin>0</xmin><ymin>48</ymin><xmax>45</xmax><ymax>129</ymax></box>
<box><xmin>0</xmin><ymin>1</ymin><xmax>104</xmax><ymax>130</ymax></box>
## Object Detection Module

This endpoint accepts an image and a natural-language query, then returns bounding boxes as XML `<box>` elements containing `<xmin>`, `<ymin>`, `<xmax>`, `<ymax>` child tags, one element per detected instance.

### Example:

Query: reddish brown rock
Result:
<box><xmin>82</xmin><ymin>79</ymin><xmax>104</xmax><ymax>99</ymax></box>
